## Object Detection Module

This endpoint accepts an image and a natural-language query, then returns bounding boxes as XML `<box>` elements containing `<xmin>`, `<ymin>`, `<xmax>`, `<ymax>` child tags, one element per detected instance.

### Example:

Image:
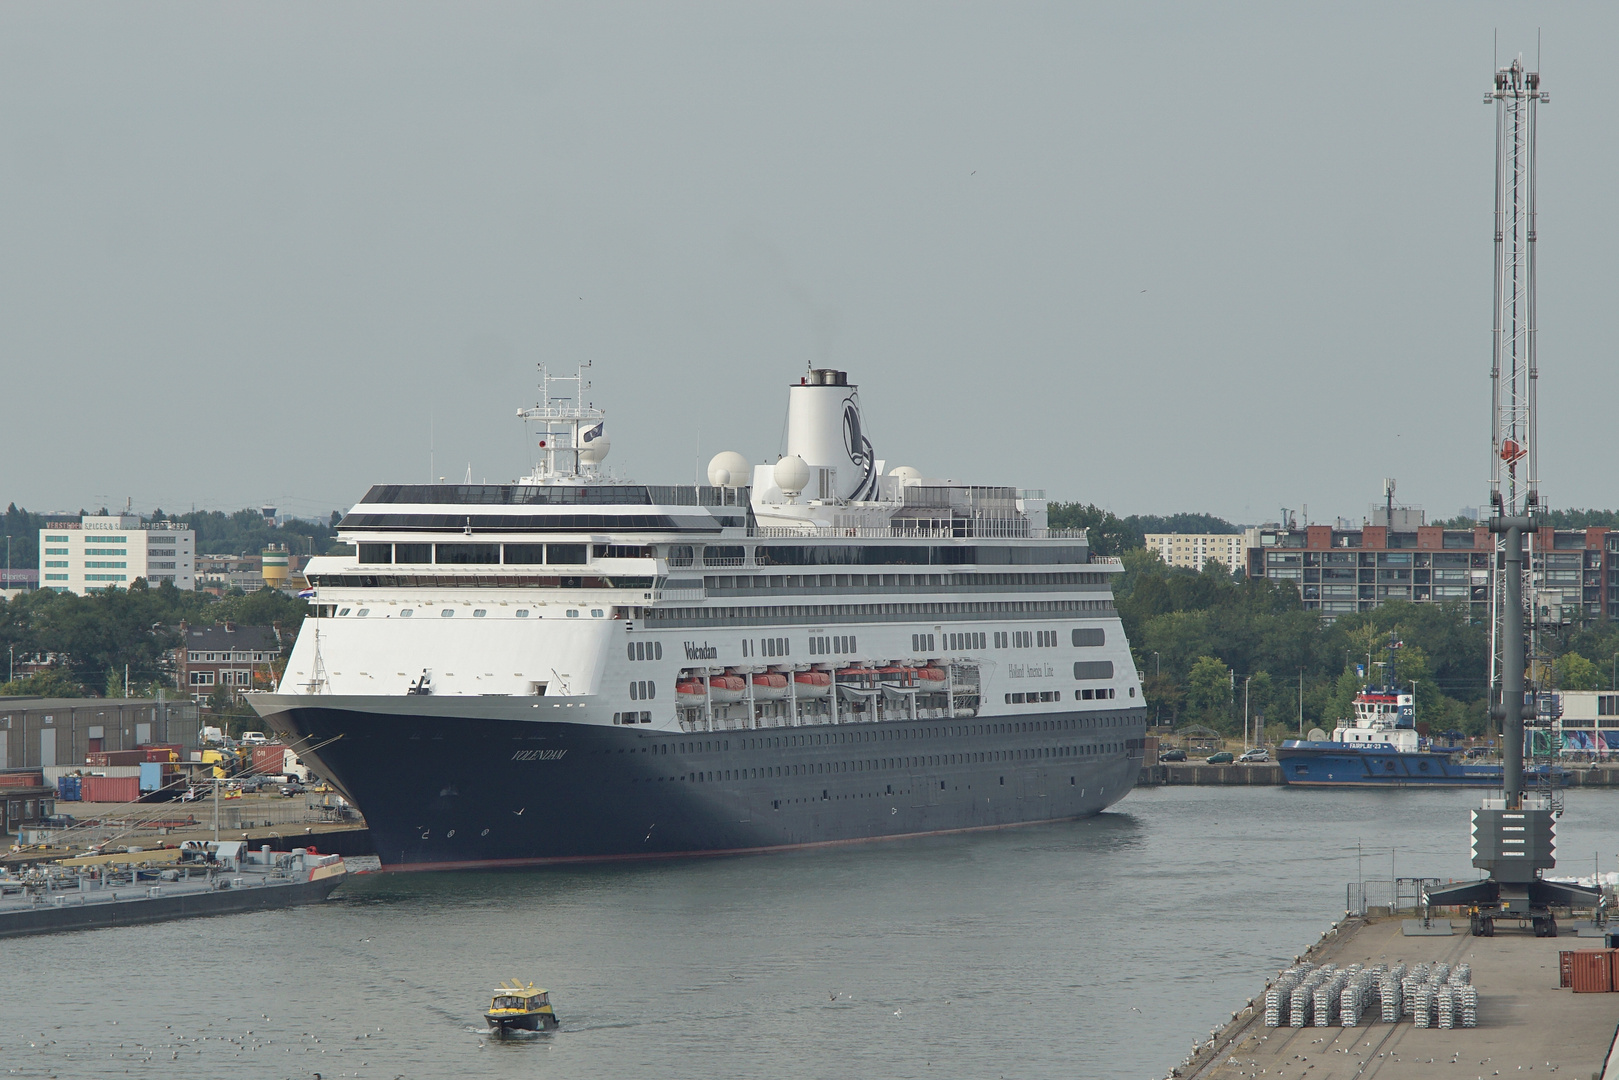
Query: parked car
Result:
<box><xmin>239</xmin><ymin>731</ymin><xmax>269</xmax><ymax>746</ymax></box>
<box><xmin>1205</xmin><ymin>751</ymin><xmax>1235</xmax><ymax>764</ymax></box>
<box><xmin>1237</xmin><ymin>748</ymin><xmax>1270</xmax><ymax>763</ymax></box>
<box><xmin>1159</xmin><ymin>748</ymin><xmax>1187</xmax><ymax>762</ymax></box>
<box><xmin>280</xmin><ymin>782</ymin><xmax>307</xmax><ymax>797</ymax></box>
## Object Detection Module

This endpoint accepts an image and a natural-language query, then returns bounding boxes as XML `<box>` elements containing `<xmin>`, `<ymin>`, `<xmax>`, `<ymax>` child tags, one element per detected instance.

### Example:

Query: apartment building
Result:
<box><xmin>1145</xmin><ymin>530</ymin><xmax>1261</xmax><ymax>572</ymax></box>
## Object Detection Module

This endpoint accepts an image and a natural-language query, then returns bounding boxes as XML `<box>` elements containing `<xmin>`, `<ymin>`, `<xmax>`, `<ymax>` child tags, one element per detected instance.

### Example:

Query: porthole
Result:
<box><xmin>401</xmin><ymin>609</ymin><xmax>414</xmax><ymax>618</ymax></box>
<box><xmin>473</xmin><ymin>609</ymin><xmax>487</xmax><ymax>617</ymax></box>
<box><xmin>516</xmin><ymin>610</ymin><xmax>530</xmax><ymax>618</ymax></box>
<box><xmin>441</xmin><ymin>608</ymin><xmax>455</xmax><ymax>618</ymax></box>
<box><xmin>566</xmin><ymin>609</ymin><xmax>580</xmax><ymax>618</ymax></box>
<box><xmin>591</xmin><ymin>609</ymin><xmax>604</xmax><ymax>618</ymax></box>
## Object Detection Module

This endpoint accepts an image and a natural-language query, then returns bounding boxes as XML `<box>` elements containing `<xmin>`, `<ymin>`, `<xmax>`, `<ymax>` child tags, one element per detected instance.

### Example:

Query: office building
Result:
<box><xmin>38</xmin><ymin>515</ymin><xmax>195</xmax><ymax>594</ymax></box>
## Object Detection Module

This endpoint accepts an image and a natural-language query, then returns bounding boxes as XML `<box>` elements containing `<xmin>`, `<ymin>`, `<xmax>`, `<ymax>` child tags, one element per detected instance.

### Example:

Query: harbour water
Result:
<box><xmin>3</xmin><ymin>786</ymin><xmax>1614</xmax><ymax>1079</ymax></box>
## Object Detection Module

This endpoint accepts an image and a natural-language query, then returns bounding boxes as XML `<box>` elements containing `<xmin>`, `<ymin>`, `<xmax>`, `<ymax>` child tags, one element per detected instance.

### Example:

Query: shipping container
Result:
<box><xmin>139</xmin><ymin>761</ymin><xmax>163</xmax><ymax>792</ymax></box>
<box><xmin>0</xmin><ymin>772</ymin><xmax>46</xmax><ymax>789</ymax></box>
<box><xmin>87</xmin><ymin>750</ymin><xmax>149</xmax><ymax>768</ymax></box>
<box><xmin>140</xmin><ymin>745</ymin><xmax>182</xmax><ymax>763</ymax></box>
<box><xmin>1611</xmin><ymin>948</ymin><xmax>1619</xmax><ymax>990</ymax></box>
<box><xmin>1560</xmin><ymin>950</ymin><xmax>1574</xmax><ymax>988</ymax></box>
<box><xmin>80</xmin><ymin>775</ymin><xmax>141</xmax><ymax>803</ymax></box>
<box><xmin>249</xmin><ymin>745</ymin><xmax>291</xmax><ymax>776</ymax></box>
<box><xmin>1568</xmin><ymin>950</ymin><xmax>1613</xmax><ymax>993</ymax></box>
<box><xmin>56</xmin><ymin>776</ymin><xmax>81</xmax><ymax>801</ymax></box>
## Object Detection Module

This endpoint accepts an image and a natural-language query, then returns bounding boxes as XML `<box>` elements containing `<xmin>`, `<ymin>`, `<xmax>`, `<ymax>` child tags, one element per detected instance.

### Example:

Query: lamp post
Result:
<box><xmin>1152</xmin><ymin>651</ymin><xmax>1161</xmax><ymax>677</ymax></box>
<box><xmin>1243</xmin><ymin>674</ymin><xmax>1252</xmax><ymax>751</ymax></box>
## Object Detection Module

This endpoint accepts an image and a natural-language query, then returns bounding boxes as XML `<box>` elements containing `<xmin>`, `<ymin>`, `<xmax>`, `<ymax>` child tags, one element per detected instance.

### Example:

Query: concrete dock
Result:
<box><xmin>1177</xmin><ymin>916</ymin><xmax>1619</xmax><ymax>1079</ymax></box>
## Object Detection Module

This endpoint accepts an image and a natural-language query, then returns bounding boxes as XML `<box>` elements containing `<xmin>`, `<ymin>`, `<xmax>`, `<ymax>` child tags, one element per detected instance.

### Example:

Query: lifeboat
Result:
<box><xmin>914</xmin><ymin>667</ymin><xmax>947</xmax><ymax>688</ymax></box>
<box><xmin>836</xmin><ymin>667</ymin><xmax>878</xmax><ymax>684</ymax></box>
<box><xmin>676</xmin><ymin>680</ymin><xmax>707</xmax><ymax>704</ymax></box>
<box><xmin>877</xmin><ymin>665</ymin><xmax>916</xmax><ymax>685</ymax></box>
<box><xmin>750</xmin><ymin>673</ymin><xmax>789</xmax><ymax>700</ymax></box>
<box><xmin>707</xmin><ymin>675</ymin><xmax>746</xmax><ymax>703</ymax></box>
<box><xmin>792</xmin><ymin>671</ymin><xmax>832</xmax><ymax>698</ymax></box>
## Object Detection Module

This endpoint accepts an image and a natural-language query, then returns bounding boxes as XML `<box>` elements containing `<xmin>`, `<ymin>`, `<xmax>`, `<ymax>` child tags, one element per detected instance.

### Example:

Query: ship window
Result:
<box><xmin>547</xmin><ymin>543</ymin><xmax>588</xmax><ymax>565</ymax></box>
<box><xmin>1072</xmin><ymin>627</ymin><xmax>1105</xmax><ymax>647</ymax></box>
<box><xmin>516</xmin><ymin>609</ymin><xmax>529</xmax><ymax>618</ymax></box>
<box><xmin>504</xmin><ymin>544</ymin><xmax>546</xmax><ymax>564</ymax></box>
<box><xmin>401</xmin><ymin>609</ymin><xmax>414</xmax><ymax>618</ymax></box>
<box><xmin>338</xmin><ymin>608</ymin><xmax>351</xmax><ymax>616</ymax></box>
<box><xmin>358</xmin><ymin>543</ymin><xmax>392</xmax><ymax>564</ymax></box>
<box><xmin>592</xmin><ymin>609</ymin><xmax>604</xmax><ymax>618</ymax></box>
<box><xmin>356</xmin><ymin>609</ymin><xmax>369</xmax><ymax>617</ymax></box>
<box><xmin>441</xmin><ymin>608</ymin><xmax>455</xmax><ymax>617</ymax></box>
<box><xmin>567</xmin><ymin>609</ymin><xmax>579</xmax><ymax>618</ymax></box>
<box><xmin>395</xmin><ymin>543</ymin><xmax>432</xmax><ymax>564</ymax></box>
<box><xmin>473</xmin><ymin>609</ymin><xmax>487</xmax><ymax>617</ymax></box>
<box><xmin>437</xmin><ymin>543</ymin><xmax>500</xmax><ymax>565</ymax></box>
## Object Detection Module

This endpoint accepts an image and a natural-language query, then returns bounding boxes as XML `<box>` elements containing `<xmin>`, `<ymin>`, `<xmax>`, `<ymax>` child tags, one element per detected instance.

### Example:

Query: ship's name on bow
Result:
<box><xmin>683</xmin><ymin>641</ymin><xmax>718</xmax><ymax>660</ymax></box>
<box><xmin>511</xmin><ymin>749</ymin><xmax>568</xmax><ymax>762</ymax></box>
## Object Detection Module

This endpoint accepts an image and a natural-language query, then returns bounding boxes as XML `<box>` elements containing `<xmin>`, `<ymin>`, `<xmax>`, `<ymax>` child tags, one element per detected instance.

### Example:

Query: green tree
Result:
<box><xmin>0</xmin><ymin>667</ymin><xmax>86</xmax><ymax>697</ymax></box>
<box><xmin>1554</xmin><ymin>652</ymin><xmax>1603</xmax><ymax>691</ymax></box>
<box><xmin>1185</xmin><ymin>655</ymin><xmax>1232</xmax><ymax>728</ymax></box>
<box><xmin>104</xmin><ymin>664</ymin><xmax>122</xmax><ymax>698</ymax></box>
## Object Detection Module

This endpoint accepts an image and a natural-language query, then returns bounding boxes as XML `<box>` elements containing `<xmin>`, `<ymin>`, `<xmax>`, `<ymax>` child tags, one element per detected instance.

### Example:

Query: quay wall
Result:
<box><xmin>1136</xmin><ymin>762</ymin><xmax>1619</xmax><ymax>788</ymax></box>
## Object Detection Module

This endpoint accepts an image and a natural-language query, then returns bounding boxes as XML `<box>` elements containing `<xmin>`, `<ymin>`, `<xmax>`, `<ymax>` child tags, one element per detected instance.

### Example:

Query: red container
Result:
<box><xmin>80</xmin><ymin>775</ymin><xmax>141</xmax><ymax>803</ymax></box>
<box><xmin>86</xmin><ymin>749</ymin><xmax>147</xmax><ymax>768</ymax></box>
<box><xmin>249</xmin><ymin>745</ymin><xmax>290</xmax><ymax>775</ymax></box>
<box><xmin>140</xmin><ymin>745</ymin><xmax>182</xmax><ymax>762</ymax></box>
<box><xmin>1568</xmin><ymin>950</ymin><xmax>1613</xmax><ymax>993</ymax></box>
<box><xmin>0</xmin><ymin>772</ymin><xmax>45</xmax><ymax>789</ymax></box>
<box><xmin>1611</xmin><ymin>949</ymin><xmax>1619</xmax><ymax>991</ymax></box>
<box><xmin>1559</xmin><ymin>950</ymin><xmax>1574</xmax><ymax>988</ymax></box>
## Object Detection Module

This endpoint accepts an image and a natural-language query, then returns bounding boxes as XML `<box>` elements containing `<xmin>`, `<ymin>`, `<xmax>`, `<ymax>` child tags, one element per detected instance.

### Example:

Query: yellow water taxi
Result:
<box><xmin>484</xmin><ymin>980</ymin><xmax>557</xmax><ymax>1034</ymax></box>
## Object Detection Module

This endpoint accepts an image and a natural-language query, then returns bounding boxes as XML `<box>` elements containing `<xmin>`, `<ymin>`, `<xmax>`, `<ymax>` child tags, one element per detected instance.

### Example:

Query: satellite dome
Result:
<box><xmin>888</xmin><ymin>466</ymin><xmax>922</xmax><ymax>483</ymax></box>
<box><xmin>707</xmin><ymin>451</ymin><xmax>751</xmax><ymax>488</ymax></box>
<box><xmin>578</xmin><ymin>436</ymin><xmax>610</xmax><ymax>465</ymax></box>
<box><xmin>773</xmin><ymin>455</ymin><xmax>811</xmax><ymax>496</ymax></box>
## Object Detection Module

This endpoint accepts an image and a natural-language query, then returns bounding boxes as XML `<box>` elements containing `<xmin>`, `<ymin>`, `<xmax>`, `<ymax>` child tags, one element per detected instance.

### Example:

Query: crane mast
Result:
<box><xmin>1485</xmin><ymin>58</ymin><xmax>1545</xmax><ymax>810</ymax></box>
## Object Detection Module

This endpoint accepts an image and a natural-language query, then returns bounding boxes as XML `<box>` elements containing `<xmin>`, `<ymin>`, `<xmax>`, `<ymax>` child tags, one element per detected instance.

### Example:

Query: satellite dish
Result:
<box><xmin>707</xmin><ymin>451</ymin><xmax>750</xmax><ymax>488</ymax></box>
<box><xmin>888</xmin><ymin>465</ymin><xmax>922</xmax><ymax>483</ymax></box>
<box><xmin>773</xmin><ymin>455</ymin><xmax>811</xmax><ymax>497</ymax></box>
<box><xmin>1308</xmin><ymin>727</ymin><xmax>1328</xmax><ymax>742</ymax></box>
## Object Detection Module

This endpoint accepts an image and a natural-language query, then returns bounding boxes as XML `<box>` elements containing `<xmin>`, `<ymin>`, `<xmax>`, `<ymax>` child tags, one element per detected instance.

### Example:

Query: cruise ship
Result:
<box><xmin>252</xmin><ymin>367</ymin><xmax>1147</xmax><ymax>870</ymax></box>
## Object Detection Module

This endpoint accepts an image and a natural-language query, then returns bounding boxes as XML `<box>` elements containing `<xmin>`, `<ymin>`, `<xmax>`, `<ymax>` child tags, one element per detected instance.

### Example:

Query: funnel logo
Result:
<box><xmin>842</xmin><ymin>395</ymin><xmax>877</xmax><ymax>500</ymax></box>
<box><xmin>842</xmin><ymin>399</ymin><xmax>868</xmax><ymax>467</ymax></box>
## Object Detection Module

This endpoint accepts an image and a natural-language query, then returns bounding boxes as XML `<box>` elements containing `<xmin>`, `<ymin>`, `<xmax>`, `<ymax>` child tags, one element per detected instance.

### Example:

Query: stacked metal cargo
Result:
<box><xmin>1260</xmin><ymin>957</ymin><xmax>1476</xmax><ymax>1029</ymax></box>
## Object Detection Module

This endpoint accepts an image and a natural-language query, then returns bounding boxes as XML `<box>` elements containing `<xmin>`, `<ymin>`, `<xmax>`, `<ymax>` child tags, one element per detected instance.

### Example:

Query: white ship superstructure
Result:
<box><xmin>255</xmin><ymin>367</ymin><xmax>1146</xmax><ymax>869</ymax></box>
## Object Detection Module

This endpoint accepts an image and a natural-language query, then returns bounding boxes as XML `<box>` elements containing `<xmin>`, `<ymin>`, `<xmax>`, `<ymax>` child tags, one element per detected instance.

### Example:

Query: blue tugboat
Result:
<box><xmin>1278</xmin><ymin>640</ymin><xmax>1502</xmax><ymax>787</ymax></box>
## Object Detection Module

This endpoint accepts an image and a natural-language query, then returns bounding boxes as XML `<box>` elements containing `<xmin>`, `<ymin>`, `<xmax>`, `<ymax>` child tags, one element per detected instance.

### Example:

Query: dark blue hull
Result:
<box><xmin>256</xmin><ymin>700</ymin><xmax>1148</xmax><ymax>870</ymax></box>
<box><xmin>1276</xmin><ymin>741</ymin><xmax>1501</xmax><ymax>787</ymax></box>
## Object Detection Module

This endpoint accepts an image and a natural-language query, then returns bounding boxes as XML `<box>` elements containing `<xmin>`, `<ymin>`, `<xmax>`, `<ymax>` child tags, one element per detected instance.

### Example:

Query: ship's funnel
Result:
<box><xmin>786</xmin><ymin>369</ymin><xmax>876</xmax><ymax>501</ymax></box>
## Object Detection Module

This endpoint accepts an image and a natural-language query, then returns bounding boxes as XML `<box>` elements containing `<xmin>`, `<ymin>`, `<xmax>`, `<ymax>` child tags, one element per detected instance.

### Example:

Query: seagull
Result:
<box><xmin>513</xmin><ymin>808</ymin><xmax>525</xmax><ymax>816</ymax></box>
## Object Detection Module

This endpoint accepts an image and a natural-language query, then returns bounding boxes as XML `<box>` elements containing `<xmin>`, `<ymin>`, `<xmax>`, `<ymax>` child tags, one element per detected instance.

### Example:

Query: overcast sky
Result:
<box><xmin>4</xmin><ymin>3</ymin><xmax>1613</xmax><ymax>527</ymax></box>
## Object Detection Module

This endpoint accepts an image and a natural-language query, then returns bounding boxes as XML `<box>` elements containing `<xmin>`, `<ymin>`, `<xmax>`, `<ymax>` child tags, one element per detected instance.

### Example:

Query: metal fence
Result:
<box><xmin>1345</xmin><ymin>877</ymin><xmax>1444</xmax><ymax>916</ymax></box>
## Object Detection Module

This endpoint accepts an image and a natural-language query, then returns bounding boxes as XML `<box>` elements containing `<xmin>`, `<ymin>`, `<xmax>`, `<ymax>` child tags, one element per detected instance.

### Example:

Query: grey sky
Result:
<box><xmin>4</xmin><ymin>3</ymin><xmax>1613</xmax><ymax>526</ymax></box>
